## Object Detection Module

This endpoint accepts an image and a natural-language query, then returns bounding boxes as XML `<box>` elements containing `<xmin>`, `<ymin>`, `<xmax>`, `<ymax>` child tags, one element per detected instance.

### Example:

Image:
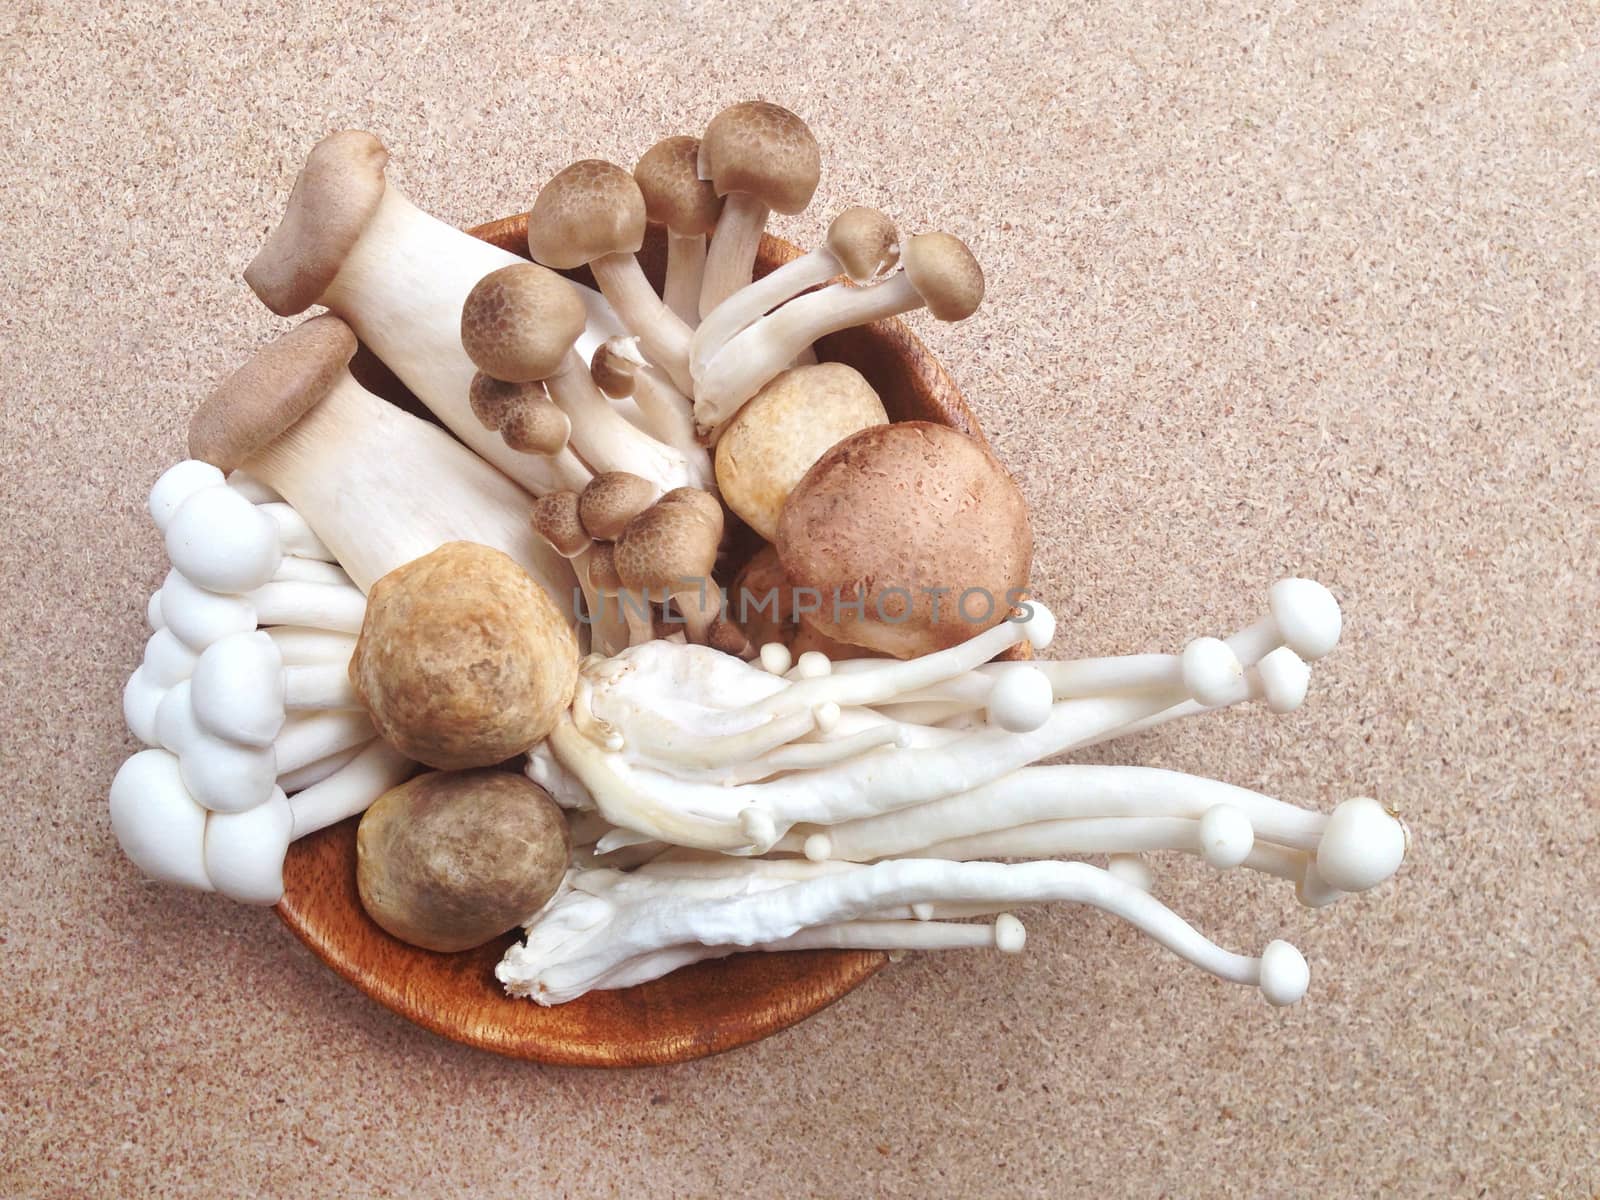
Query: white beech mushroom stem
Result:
<box><xmin>270</xmin><ymin>557</ymin><xmax>351</xmax><ymax>586</ymax></box>
<box><xmin>275</xmin><ymin>741</ymin><xmax>366</xmax><ymax>794</ymax></box>
<box><xmin>698</xmin><ymin>192</ymin><xmax>769</xmax><ymax>317</ymax></box>
<box><xmin>587</xmin><ymin>253</ymin><xmax>695</xmax><ymax>394</ymax></box>
<box><xmin>663</xmin><ymin>231</ymin><xmax>706</xmax><ymax>326</ymax></box>
<box><xmin>287</xmin><ymin>740</ymin><xmax>414</xmax><ymax>838</ymax></box>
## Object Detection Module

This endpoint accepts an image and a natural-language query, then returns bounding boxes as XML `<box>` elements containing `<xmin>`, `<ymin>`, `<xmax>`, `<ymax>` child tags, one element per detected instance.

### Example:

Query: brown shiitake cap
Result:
<box><xmin>634</xmin><ymin>136</ymin><xmax>723</xmax><ymax>237</ymax></box>
<box><xmin>244</xmin><ymin>131</ymin><xmax>389</xmax><ymax>317</ymax></box>
<box><xmin>826</xmin><ymin>207</ymin><xmax>899</xmax><ymax>282</ymax></box>
<box><xmin>589</xmin><ymin>338</ymin><xmax>643</xmax><ymax>399</ymax></box>
<box><xmin>530</xmin><ymin>492</ymin><xmax>590</xmax><ymax>559</ymax></box>
<box><xmin>526</xmin><ymin>160</ymin><xmax>646</xmax><ymax>271</ymax></box>
<box><xmin>901</xmin><ymin>232</ymin><xmax>985</xmax><ymax>321</ymax></box>
<box><xmin>586</xmin><ymin>540</ymin><xmax>621</xmax><ymax>591</ymax></box>
<box><xmin>460</xmin><ymin>263</ymin><xmax>586</xmax><ymax>383</ymax></box>
<box><xmin>578</xmin><ymin>471</ymin><xmax>657</xmax><ymax>541</ymax></box>
<box><xmin>698</xmin><ymin>101</ymin><xmax>821</xmax><ymax>215</ymax></box>
<box><xmin>500</xmin><ymin>392</ymin><xmax>570</xmax><ymax>456</ymax></box>
<box><xmin>188</xmin><ymin>314</ymin><xmax>358</xmax><ymax>471</ymax></box>
<box><xmin>614</xmin><ymin>496</ymin><xmax>722</xmax><ymax>595</ymax></box>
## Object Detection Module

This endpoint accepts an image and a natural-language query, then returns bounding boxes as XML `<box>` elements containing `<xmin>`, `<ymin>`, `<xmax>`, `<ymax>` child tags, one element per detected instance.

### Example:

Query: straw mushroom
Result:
<box><xmin>695</xmin><ymin>101</ymin><xmax>822</xmax><ymax>316</ymax></box>
<box><xmin>691</xmin><ymin>207</ymin><xmax>898</xmax><ymax>379</ymax></box>
<box><xmin>634</xmin><ymin>136</ymin><xmax>723</xmax><ymax>326</ymax></box>
<box><xmin>528</xmin><ymin>160</ymin><xmax>695</xmax><ymax>394</ymax></box>
<box><xmin>243</xmin><ymin>130</ymin><xmax>623</xmax><ymax>498</ymax></box>
<box><xmin>714</xmin><ymin>363</ymin><xmax>888</xmax><ymax>541</ymax></box>
<box><xmin>187</xmin><ymin>316</ymin><xmax>577</xmax><ymax>603</ymax></box>
<box><xmin>349</xmin><ymin>542</ymin><xmax>579</xmax><ymax>770</ymax></box>
<box><xmin>460</xmin><ymin>264</ymin><xmax>699</xmax><ymax>494</ymax></box>
<box><xmin>614</xmin><ymin>489</ymin><xmax>726</xmax><ymax>644</ymax></box>
<box><xmin>777</xmin><ymin>422</ymin><xmax>1031</xmax><ymax>658</ymax></box>
<box><xmin>357</xmin><ymin>769</ymin><xmax>571</xmax><ymax>952</ymax></box>
<box><xmin>695</xmin><ymin>232</ymin><xmax>983</xmax><ymax>434</ymax></box>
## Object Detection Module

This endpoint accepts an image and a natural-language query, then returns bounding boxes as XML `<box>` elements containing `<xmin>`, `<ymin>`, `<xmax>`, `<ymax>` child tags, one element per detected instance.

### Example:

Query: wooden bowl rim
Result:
<box><xmin>273</xmin><ymin>214</ymin><xmax>990</xmax><ymax>1067</ymax></box>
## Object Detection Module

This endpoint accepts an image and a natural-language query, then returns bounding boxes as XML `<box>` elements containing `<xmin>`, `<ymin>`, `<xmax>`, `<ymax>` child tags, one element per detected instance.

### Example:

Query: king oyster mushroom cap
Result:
<box><xmin>578</xmin><ymin>471</ymin><xmax>659</xmax><ymax>541</ymax></box>
<box><xmin>696</xmin><ymin>101</ymin><xmax>822</xmax><ymax>316</ymax></box>
<box><xmin>777</xmin><ymin>421</ymin><xmax>1033</xmax><ymax>659</ymax></box>
<box><xmin>690</xmin><ymin>206</ymin><xmax>900</xmax><ymax>379</ymax></box>
<box><xmin>186</xmin><ymin>316</ymin><xmax>578</xmax><ymax>608</ymax></box>
<box><xmin>714</xmin><ymin>362</ymin><xmax>888</xmax><ymax>541</ymax></box>
<box><xmin>634</xmin><ymin>135</ymin><xmax>723</xmax><ymax>326</ymax></box>
<box><xmin>614</xmin><ymin>489</ymin><xmax>725</xmax><ymax>643</ymax></box>
<box><xmin>693</xmin><ymin>231</ymin><xmax>985</xmax><ymax>435</ymax></box>
<box><xmin>350</xmin><ymin>542</ymin><xmax>580</xmax><ymax>770</ymax></box>
<box><xmin>243</xmin><ymin>130</ymin><xmax>625</xmax><ymax>498</ymax></box>
<box><xmin>527</xmin><ymin>160</ymin><xmax>694</xmax><ymax>394</ymax></box>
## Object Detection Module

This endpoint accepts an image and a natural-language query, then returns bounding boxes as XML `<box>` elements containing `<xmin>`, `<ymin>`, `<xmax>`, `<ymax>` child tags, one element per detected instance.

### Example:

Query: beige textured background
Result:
<box><xmin>3</xmin><ymin>1</ymin><xmax>1596</xmax><ymax>1196</ymax></box>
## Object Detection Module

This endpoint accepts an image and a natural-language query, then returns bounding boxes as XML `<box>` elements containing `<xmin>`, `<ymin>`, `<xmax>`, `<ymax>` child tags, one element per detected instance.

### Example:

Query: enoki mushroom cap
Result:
<box><xmin>579</xmin><ymin>472</ymin><xmax>658</xmax><ymax>541</ymax></box>
<box><xmin>1316</xmin><ymin>796</ymin><xmax>1408</xmax><ymax>893</ymax></box>
<box><xmin>188</xmin><ymin>314</ymin><xmax>358</xmax><ymax>472</ymax></box>
<box><xmin>901</xmin><ymin>232</ymin><xmax>985</xmax><ymax>321</ymax></box>
<box><xmin>1270</xmin><ymin>577</ymin><xmax>1343</xmax><ymax>660</ymax></box>
<box><xmin>826</xmin><ymin>207</ymin><xmax>900</xmax><ymax>281</ymax></box>
<box><xmin>460</xmin><ymin>263</ymin><xmax>587</xmax><ymax>383</ymax></box>
<box><xmin>527</xmin><ymin>159</ymin><xmax>647</xmax><ymax>272</ymax></box>
<box><xmin>531</xmin><ymin>492</ymin><xmax>590</xmax><ymax>559</ymax></box>
<box><xmin>244</xmin><ymin>130</ymin><xmax>389</xmax><ymax>317</ymax></box>
<box><xmin>634</xmin><ymin>136</ymin><xmax>723</xmax><ymax>236</ymax></box>
<box><xmin>697</xmin><ymin>101</ymin><xmax>821</xmax><ymax>214</ymax></box>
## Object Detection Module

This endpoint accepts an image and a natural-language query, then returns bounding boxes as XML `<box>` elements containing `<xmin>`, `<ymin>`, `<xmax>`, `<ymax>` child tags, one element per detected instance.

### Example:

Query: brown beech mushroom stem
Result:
<box><xmin>587</xmin><ymin>541</ymin><xmax>655</xmax><ymax>647</ymax></box>
<box><xmin>349</xmin><ymin>542</ymin><xmax>579</xmax><ymax>770</ymax></box>
<box><xmin>528</xmin><ymin>160</ymin><xmax>696</xmax><ymax>395</ymax></box>
<box><xmin>695</xmin><ymin>232</ymin><xmax>984</xmax><ymax>435</ymax></box>
<box><xmin>696</xmin><ymin>101</ymin><xmax>822</xmax><ymax>317</ymax></box>
<box><xmin>615</xmin><ymin>488</ymin><xmax>726</xmax><ymax>644</ymax></box>
<box><xmin>187</xmin><ymin>316</ymin><xmax>577</xmax><ymax>607</ymax></box>
<box><xmin>634</xmin><ymin>136</ymin><xmax>724</xmax><ymax>327</ymax></box>
<box><xmin>691</xmin><ymin>207</ymin><xmax>898</xmax><ymax>379</ymax></box>
<box><xmin>590</xmin><ymin>338</ymin><xmax>710</xmax><ymax>489</ymax></box>
<box><xmin>777</xmin><ymin>422</ymin><xmax>1032</xmax><ymax>659</ymax></box>
<box><xmin>458</xmin><ymin>262</ymin><xmax>697</xmax><ymax>493</ymax></box>
<box><xmin>714</xmin><ymin>363</ymin><xmax>888</xmax><ymax>541</ymax></box>
<box><xmin>530</xmin><ymin>492</ymin><xmax>628</xmax><ymax>658</ymax></box>
<box><xmin>358</xmin><ymin>769</ymin><xmax>570</xmax><ymax>953</ymax></box>
<box><xmin>243</xmin><ymin>130</ymin><xmax>621</xmax><ymax>498</ymax></box>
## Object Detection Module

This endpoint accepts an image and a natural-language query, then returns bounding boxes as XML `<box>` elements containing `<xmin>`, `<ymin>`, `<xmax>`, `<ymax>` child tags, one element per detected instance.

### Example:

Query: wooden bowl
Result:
<box><xmin>275</xmin><ymin>216</ymin><xmax>992</xmax><ymax>1067</ymax></box>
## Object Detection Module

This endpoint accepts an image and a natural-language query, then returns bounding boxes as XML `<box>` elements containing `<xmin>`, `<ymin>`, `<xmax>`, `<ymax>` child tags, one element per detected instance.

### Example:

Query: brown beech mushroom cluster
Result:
<box><xmin>357</xmin><ymin>769</ymin><xmax>570</xmax><ymax>952</ymax></box>
<box><xmin>349</xmin><ymin>542</ymin><xmax>579</xmax><ymax>769</ymax></box>
<box><xmin>777</xmin><ymin>422</ymin><xmax>1033</xmax><ymax>658</ymax></box>
<box><xmin>614</xmin><ymin>487</ymin><xmax>727</xmax><ymax>644</ymax></box>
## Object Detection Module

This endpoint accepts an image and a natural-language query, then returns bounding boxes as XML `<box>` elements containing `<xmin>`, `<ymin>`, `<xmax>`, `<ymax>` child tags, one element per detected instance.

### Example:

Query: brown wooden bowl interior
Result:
<box><xmin>276</xmin><ymin>216</ymin><xmax>992</xmax><ymax>1067</ymax></box>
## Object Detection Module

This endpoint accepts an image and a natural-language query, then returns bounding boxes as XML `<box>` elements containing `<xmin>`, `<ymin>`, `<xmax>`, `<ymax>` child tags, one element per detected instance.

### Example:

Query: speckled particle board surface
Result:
<box><xmin>2</xmin><ymin>2</ymin><xmax>1596</xmax><ymax>1196</ymax></box>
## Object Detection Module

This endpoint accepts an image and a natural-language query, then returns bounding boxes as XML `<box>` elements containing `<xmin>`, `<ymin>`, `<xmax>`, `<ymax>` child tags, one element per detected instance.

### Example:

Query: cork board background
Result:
<box><xmin>3</xmin><ymin>2</ymin><xmax>1596</xmax><ymax>1196</ymax></box>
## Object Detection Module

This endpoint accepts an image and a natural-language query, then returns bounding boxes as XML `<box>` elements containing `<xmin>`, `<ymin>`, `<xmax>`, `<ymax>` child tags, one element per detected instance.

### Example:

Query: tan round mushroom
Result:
<box><xmin>635</xmin><ymin>135</ymin><xmax>724</xmax><ymax>326</ymax></box>
<box><xmin>460</xmin><ymin>263</ymin><xmax>587</xmax><ymax>384</ymax></box>
<box><xmin>696</xmin><ymin>101</ymin><xmax>822</xmax><ymax>315</ymax></box>
<box><xmin>349</xmin><ymin>541</ymin><xmax>580</xmax><ymax>769</ymax></box>
<box><xmin>614</xmin><ymin>489</ymin><xmax>726</xmax><ymax>643</ymax></box>
<box><xmin>776</xmin><ymin>422</ymin><xmax>1032</xmax><ymax>659</ymax></box>
<box><xmin>714</xmin><ymin>363</ymin><xmax>888</xmax><ymax>541</ymax></box>
<box><xmin>527</xmin><ymin>160</ymin><xmax>693</xmax><ymax>392</ymax></box>
<box><xmin>578</xmin><ymin>471</ymin><xmax>658</xmax><ymax>541</ymax></box>
<box><xmin>357</xmin><ymin>769</ymin><xmax>570</xmax><ymax>953</ymax></box>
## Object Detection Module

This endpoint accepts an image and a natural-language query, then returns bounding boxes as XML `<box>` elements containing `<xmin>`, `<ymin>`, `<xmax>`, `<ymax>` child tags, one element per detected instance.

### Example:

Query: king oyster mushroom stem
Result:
<box><xmin>694</xmin><ymin>232</ymin><xmax>985</xmax><ymax>435</ymax></box>
<box><xmin>184</xmin><ymin>315</ymin><xmax>578</xmax><ymax>610</ymax></box>
<box><xmin>690</xmin><ymin>206</ymin><xmax>899</xmax><ymax>379</ymax></box>
<box><xmin>634</xmin><ymin>136</ymin><xmax>724</xmax><ymax>327</ymax></box>
<box><xmin>496</xmin><ymin>856</ymin><xmax>1309</xmax><ymax>1007</ymax></box>
<box><xmin>590</xmin><ymin>338</ymin><xmax>711</xmax><ymax>488</ymax></box>
<box><xmin>461</xmin><ymin>263</ymin><xmax>699</xmax><ymax>494</ymax></box>
<box><xmin>695</xmin><ymin>101</ymin><xmax>822</xmax><ymax>317</ymax></box>
<box><xmin>242</xmin><ymin>129</ymin><xmax>624</xmax><ymax>498</ymax></box>
<box><xmin>528</xmin><ymin>160</ymin><xmax>697</xmax><ymax>395</ymax></box>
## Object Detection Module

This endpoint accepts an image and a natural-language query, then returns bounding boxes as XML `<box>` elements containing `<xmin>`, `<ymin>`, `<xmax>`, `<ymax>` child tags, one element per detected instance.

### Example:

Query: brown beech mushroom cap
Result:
<box><xmin>498</xmin><ymin>391</ymin><xmax>570</xmax><ymax>457</ymax></box>
<box><xmin>530</xmin><ymin>492</ymin><xmax>590</xmax><ymax>559</ymax></box>
<box><xmin>902</xmin><ymin>231</ymin><xmax>986</xmax><ymax>321</ymax></box>
<box><xmin>526</xmin><ymin>159</ymin><xmax>646</xmax><ymax>271</ymax></box>
<box><xmin>614</xmin><ymin>489</ymin><xmax>726</xmax><ymax>642</ymax></box>
<box><xmin>776</xmin><ymin>422</ymin><xmax>1032</xmax><ymax>659</ymax></box>
<box><xmin>714</xmin><ymin>362</ymin><xmax>888</xmax><ymax>541</ymax></box>
<box><xmin>244</xmin><ymin>131</ymin><xmax>390</xmax><ymax>317</ymax></box>
<box><xmin>827</xmin><ymin>207</ymin><xmax>901</xmax><ymax>282</ymax></box>
<box><xmin>578</xmin><ymin>471</ymin><xmax>658</xmax><ymax>541</ymax></box>
<box><xmin>349</xmin><ymin>541</ymin><xmax>579</xmax><ymax>769</ymax></box>
<box><xmin>460</xmin><ymin>263</ymin><xmax>587</xmax><ymax>384</ymax></box>
<box><xmin>357</xmin><ymin>769</ymin><xmax>570</xmax><ymax>953</ymax></box>
<box><xmin>589</xmin><ymin>341</ymin><xmax>638</xmax><ymax>399</ymax></box>
<box><xmin>698</xmin><ymin>101</ymin><xmax>821</xmax><ymax>215</ymax></box>
<box><xmin>634</xmin><ymin>136</ymin><xmax>723</xmax><ymax>237</ymax></box>
<box><xmin>188</xmin><ymin>314</ymin><xmax>357</xmax><ymax>471</ymax></box>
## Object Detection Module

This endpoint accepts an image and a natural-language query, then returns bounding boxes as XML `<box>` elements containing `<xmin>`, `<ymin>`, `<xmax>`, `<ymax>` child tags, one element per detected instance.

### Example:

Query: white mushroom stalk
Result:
<box><xmin>590</xmin><ymin>338</ymin><xmax>711</xmax><ymax>490</ymax></box>
<box><xmin>496</xmin><ymin>856</ymin><xmax>1309</xmax><ymax>1007</ymax></box>
<box><xmin>244</xmin><ymin>130</ymin><xmax>625</xmax><ymax>499</ymax></box>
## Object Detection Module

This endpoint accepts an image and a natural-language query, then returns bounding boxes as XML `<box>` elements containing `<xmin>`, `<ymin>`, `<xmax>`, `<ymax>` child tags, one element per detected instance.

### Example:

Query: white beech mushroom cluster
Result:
<box><xmin>109</xmin><ymin>104</ymin><xmax>1407</xmax><ymax>1022</ymax></box>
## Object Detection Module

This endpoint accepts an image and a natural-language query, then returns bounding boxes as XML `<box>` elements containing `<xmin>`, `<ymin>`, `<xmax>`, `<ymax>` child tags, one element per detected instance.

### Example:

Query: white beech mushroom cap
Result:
<box><xmin>1256</xmin><ymin>646</ymin><xmax>1312</xmax><ymax>714</ymax></box>
<box><xmin>203</xmin><ymin>790</ymin><xmax>294</xmax><ymax>904</ymax></box>
<box><xmin>164</xmin><ymin>483</ymin><xmax>282</xmax><ymax>594</ymax></box>
<box><xmin>986</xmin><ymin>665</ymin><xmax>1055</xmax><ymax>732</ymax></box>
<box><xmin>1270</xmin><ymin>577</ymin><xmax>1342</xmax><ymax>660</ymax></box>
<box><xmin>1197</xmin><ymin>804</ymin><xmax>1255</xmax><ymax>869</ymax></box>
<box><xmin>108</xmin><ymin>749</ymin><xmax>214</xmax><ymax>891</ymax></box>
<box><xmin>190</xmin><ymin>630</ymin><xmax>287</xmax><ymax>748</ymax></box>
<box><xmin>1180</xmin><ymin>637</ymin><xmax>1245</xmax><ymax>707</ymax></box>
<box><xmin>1258</xmin><ymin>940</ymin><xmax>1311</xmax><ymax>1007</ymax></box>
<box><xmin>155</xmin><ymin>680</ymin><xmax>277</xmax><ymax>813</ymax></box>
<box><xmin>148</xmin><ymin>460</ymin><xmax>226</xmax><ymax>532</ymax></box>
<box><xmin>1316</xmin><ymin>796</ymin><xmax>1408</xmax><ymax>893</ymax></box>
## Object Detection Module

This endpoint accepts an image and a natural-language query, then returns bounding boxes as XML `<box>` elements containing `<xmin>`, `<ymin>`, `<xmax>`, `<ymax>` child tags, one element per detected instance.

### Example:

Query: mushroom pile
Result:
<box><xmin>109</xmin><ymin>102</ymin><xmax>1408</xmax><ymax>1015</ymax></box>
